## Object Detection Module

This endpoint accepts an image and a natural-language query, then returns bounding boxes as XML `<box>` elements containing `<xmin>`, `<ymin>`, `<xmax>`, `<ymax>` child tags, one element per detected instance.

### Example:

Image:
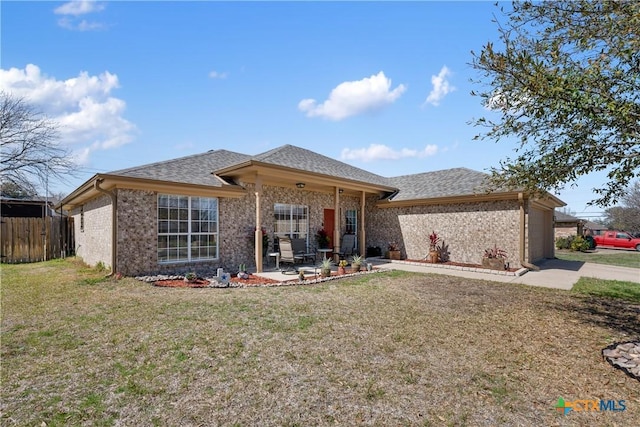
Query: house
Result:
<box><xmin>554</xmin><ymin>211</ymin><xmax>585</xmax><ymax>239</ymax></box>
<box><xmin>1</xmin><ymin>196</ymin><xmax>59</xmax><ymax>218</ymax></box>
<box><xmin>58</xmin><ymin>144</ymin><xmax>564</xmax><ymax>276</ymax></box>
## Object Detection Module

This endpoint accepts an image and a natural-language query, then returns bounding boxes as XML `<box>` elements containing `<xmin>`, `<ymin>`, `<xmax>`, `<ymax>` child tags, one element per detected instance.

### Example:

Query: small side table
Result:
<box><xmin>317</xmin><ymin>248</ymin><xmax>332</xmax><ymax>261</ymax></box>
<box><xmin>268</xmin><ymin>252</ymin><xmax>280</xmax><ymax>270</ymax></box>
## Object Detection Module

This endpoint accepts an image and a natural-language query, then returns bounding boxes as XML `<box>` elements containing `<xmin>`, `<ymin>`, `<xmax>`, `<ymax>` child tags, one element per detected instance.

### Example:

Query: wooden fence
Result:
<box><xmin>0</xmin><ymin>217</ymin><xmax>74</xmax><ymax>263</ymax></box>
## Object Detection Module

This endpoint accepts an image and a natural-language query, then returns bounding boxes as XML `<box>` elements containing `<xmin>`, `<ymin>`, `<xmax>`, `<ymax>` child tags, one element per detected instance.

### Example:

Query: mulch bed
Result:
<box><xmin>153</xmin><ymin>270</ymin><xmax>372</xmax><ymax>288</ymax></box>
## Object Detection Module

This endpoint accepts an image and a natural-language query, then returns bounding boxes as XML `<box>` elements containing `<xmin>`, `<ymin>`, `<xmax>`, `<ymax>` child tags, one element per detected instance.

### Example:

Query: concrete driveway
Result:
<box><xmin>371</xmin><ymin>257</ymin><xmax>640</xmax><ymax>291</ymax></box>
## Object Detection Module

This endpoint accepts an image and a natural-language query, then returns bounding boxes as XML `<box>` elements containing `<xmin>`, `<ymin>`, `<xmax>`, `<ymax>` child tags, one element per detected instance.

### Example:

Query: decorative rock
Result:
<box><xmin>602</xmin><ymin>341</ymin><xmax>640</xmax><ymax>382</ymax></box>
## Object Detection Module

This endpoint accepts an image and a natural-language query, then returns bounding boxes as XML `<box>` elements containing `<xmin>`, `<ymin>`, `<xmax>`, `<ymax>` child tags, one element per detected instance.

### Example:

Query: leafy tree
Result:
<box><xmin>0</xmin><ymin>92</ymin><xmax>76</xmax><ymax>195</ymax></box>
<box><xmin>603</xmin><ymin>180</ymin><xmax>640</xmax><ymax>231</ymax></box>
<box><xmin>471</xmin><ymin>1</ymin><xmax>639</xmax><ymax>207</ymax></box>
<box><xmin>0</xmin><ymin>181</ymin><xmax>37</xmax><ymax>198</ymax></box>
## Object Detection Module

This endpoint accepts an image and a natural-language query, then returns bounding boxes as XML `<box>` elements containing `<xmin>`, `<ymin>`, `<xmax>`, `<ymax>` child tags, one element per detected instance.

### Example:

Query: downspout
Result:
<box><xmin>94</xmin><ymin>179</ymin><xmax>117</xmax><ymax>276</ymax></box>
<box><xmin>518</xmin><ymin>192</ymin><xmax>540</xmax><ymax>271</ymax></box>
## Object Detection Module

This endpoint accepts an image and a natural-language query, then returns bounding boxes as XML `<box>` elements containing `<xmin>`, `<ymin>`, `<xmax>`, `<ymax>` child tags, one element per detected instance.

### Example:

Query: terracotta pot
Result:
<box><xmin>428</xmin><ymin>250</ymin><xmax>439</xmax><ymax>263</ymax></box>
<box><xmin>482</xmin><ymin>257</ymin><xmax>505</xmax><ymax>270</ymax></box>
<box><xmin>350</xmin><ymin>264</ymin><xmax>361</xmax><ymax>273</ymax></box>
<box><xmin>387</xmin><ymin>250</ymin><xmax>401</xmax><ymax>260</ymax></box>
<box><xmin>338</xmin><ymin>266</ymin><xmax>346</xmax><ymax>275</ymax></box>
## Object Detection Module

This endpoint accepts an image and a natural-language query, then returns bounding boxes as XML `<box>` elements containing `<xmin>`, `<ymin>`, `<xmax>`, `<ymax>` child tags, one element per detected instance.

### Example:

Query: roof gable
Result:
<box><xmin>244</xmin><ymin>145</ymin><xmax>391</xmax><ymax>188</ymax></box>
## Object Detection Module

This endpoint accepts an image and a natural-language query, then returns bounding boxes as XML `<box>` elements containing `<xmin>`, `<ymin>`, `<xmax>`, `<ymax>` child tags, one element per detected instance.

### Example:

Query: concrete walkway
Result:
<box><xmin>254</xmin><ymin>257</ymin><xmax>639</xmax><ymax>291</ymax></box>
<box><xmin>370</xmin><ymin>258</ymin><xmax>640</xmax><ymax>291</ymax></box>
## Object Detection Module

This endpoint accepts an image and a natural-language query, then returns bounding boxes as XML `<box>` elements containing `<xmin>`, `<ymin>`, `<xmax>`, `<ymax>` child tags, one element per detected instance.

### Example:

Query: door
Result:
<box><xmin>323</xmin><ymin>209</ymin><xmax>334</xmax><ymax>252</ymax></box>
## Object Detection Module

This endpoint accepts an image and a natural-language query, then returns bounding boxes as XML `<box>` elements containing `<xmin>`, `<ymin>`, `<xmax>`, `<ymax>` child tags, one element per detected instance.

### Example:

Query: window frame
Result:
<box><xmin>157</xmin><ymin>194</ymin><xmax>219</xmax><ymax>264</ymax></box>
<box><xmin>273</xmin><ymin>203</ymin><xmax>309</xmax><ymax>242</ymax></box>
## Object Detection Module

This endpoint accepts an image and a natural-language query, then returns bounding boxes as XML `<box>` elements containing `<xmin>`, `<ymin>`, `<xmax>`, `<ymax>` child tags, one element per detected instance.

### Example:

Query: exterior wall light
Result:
<box><xmin>296</xmin><ymin>182</ymin><xmax>305</xmax><ymax>188</ymax></box>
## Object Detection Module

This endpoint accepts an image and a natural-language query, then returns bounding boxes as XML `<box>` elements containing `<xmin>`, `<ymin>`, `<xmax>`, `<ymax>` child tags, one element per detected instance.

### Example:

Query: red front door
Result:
<box><xmin>323</xmin><ymin>209</ymin><xmax>334</xmax><ymax>252</ymax></box>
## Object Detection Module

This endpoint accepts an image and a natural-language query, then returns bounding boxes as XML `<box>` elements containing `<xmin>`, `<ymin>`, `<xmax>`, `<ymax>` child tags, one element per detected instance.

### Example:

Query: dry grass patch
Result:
<box><xmin>1</xmin><ymin>259</ymin><xmax>638</xmax><ymax>426</ymax></box>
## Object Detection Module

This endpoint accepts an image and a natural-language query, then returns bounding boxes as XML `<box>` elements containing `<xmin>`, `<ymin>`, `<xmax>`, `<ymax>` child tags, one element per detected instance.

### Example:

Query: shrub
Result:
<box><xmin>570</xmin><ymin>235</ymin><xmax>590</xmax><ymax>252</ymax></box>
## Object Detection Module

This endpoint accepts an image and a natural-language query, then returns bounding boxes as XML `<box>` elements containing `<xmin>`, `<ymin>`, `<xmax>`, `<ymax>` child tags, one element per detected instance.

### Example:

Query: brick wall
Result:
<box><xmin>365</xmin><ymin>199</ymin><xmax>523</xmax><ymax>267</ymax></box>
<box><xmin>71</xmin><ymin>194</ymin><xmax>112</xmax><ymax>269</ymax></box>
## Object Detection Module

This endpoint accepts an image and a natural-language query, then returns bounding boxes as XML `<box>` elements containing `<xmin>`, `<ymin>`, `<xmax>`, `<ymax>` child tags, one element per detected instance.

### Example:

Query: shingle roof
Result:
<box><xmin>107</xmin><ymin>149</ymin><xmax>251</xmax><ymax>187</ymax></box>
<box><xmin>245</xmin><ymin>144</ymin><xmax>392</xmax><ymax>187</ymax></box>
<box><xmin>386</xmin><ymin>168</ymin><xmax>493</xmax><ymax>201</ymax></box>
<box><xmin>554</xmin><ymin>211</ymin><xmax>582</xmax><ymax>223</ymax></box>
<box><xmin>105</xmin><ymin>145</ymin><xmax>513</xmax><ymax>201</ymax></box>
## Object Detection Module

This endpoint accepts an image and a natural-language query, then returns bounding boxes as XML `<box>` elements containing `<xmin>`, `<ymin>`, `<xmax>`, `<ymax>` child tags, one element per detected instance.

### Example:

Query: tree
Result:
<box><xmin>471</xmin><ymin>1</ymin><xmax>639</xmax><ymax>207</ymax></box>
<box><xmin>0</xmin><ymin>92</ymin><xmax>76</xmax><ymax>195</ymax></box>
<box><xmin>603</xmin><ymin>180</ymin><xmax>640</xmax><ymax>231</ymax></box>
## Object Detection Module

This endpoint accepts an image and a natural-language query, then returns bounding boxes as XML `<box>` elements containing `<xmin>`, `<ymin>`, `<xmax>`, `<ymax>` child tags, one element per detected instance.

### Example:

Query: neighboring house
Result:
<box><xmin>58</xmin><ymin>144</ymin><xmax>564</xmax><ymax>276</ymax></box>
<box><xmin>0</xmin><ymin>196</ymin><xmax>59</xmax><ymax>218</ymax></box>
<box><xmin>554</xmin><ymin>211</ymin><xmax>585</xmax><ymax>239</ymax></box>
<box><xmin>583</xmin><ymin>220</ymin><xmax>608</xmax><ymax>236</ymax></box>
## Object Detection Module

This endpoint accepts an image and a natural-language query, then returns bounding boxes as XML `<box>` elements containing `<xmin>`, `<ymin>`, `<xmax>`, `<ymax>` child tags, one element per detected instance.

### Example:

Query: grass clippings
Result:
<box><xmin>1</xmin><ymin>258</ymin><xmax>639</xmax><ymax>426</ymax></box>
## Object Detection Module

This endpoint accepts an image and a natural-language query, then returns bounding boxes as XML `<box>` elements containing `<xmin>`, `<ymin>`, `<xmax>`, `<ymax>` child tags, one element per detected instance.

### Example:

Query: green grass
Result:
<box><xmin>1</xmin><ymin>258</ymin><xmax>639</xmax><ymax>426</ymax></box>
<box><xmin>572</xmin><ymin>277</ymin><xmax>640</xmax><ymax>303</ymax></box>
<box><xmin>555</xmin><ymin>249</ymin><xmax>640</xmax><ymax>268</ymax></box>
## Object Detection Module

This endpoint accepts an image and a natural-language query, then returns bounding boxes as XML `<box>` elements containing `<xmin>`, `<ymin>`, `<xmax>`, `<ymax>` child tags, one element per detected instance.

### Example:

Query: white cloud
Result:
<box><xmin>424</xmin><ymin>66</ymin><xmax>455</xmax><ymax>106</ymax></box>
<box><xmin>298</xmin><ymin>71</ymin><xmax>406</xmax><ymax>120</ymax></box>
<box><xmin>54</xmin><ymin>1</ymin><xmax>106</xmax><ymax>31</ymax></box>
<box><xmin>209</xmin><ymin>70</ymin><xmax>228</xmax><ymax>79</ymax></box>
<box><xmin>340</xmin><ymin>143</ymin><xmax>438</xmax><ymax>162</ymax></box>
<box><xmin>0</xmin><ymin>64</ymin><xmax>136</xmax><ymax>164</ymax></box>
<box><xmin>54</xmin><ymin>1</ymin><xmax>105</xmax><ymax>16</ymax></box>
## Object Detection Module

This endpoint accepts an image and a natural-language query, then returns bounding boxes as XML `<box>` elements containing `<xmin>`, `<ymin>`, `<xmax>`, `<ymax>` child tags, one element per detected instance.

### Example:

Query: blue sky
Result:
<box><xmin>1</xmin><ymin>1</ymin><xmax>607</xmax><ymax>216</ymax></box>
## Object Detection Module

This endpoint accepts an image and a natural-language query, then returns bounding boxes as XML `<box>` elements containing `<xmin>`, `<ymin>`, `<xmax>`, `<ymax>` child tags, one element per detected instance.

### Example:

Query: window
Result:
<box><xmin>274</xmin><ymin>204</ymin><xmax>308</xmax><ymax>240</ymax></box>
<box><xmin>157</xmin><ymin>195</ymin><xmax>218</xmax><ymax>263</ymax></box>
<box><xmin>345</xmin><ymin>209</ymin><xmax>358</xmax><ymax>249</ymax></box>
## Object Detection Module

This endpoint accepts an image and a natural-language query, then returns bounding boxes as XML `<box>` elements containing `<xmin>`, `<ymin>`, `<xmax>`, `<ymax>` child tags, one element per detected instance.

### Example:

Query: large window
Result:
<box><xmin>274</xmin><ymin>204</ymin><xmax>308</xmax><ymax>240</ymax></box>
<box><xmin>157</xmin><ymin>195</ymin><xmax>218</xmax><ymax>263</ymax></box>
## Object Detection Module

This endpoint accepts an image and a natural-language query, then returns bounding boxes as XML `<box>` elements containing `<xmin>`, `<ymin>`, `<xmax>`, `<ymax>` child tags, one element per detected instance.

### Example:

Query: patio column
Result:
<box><xmin>255</xmin><ymin>177</ymin><xmax>263</xmax><ymax>272</ymax></box>
<box><xmin>333</xmin><ymin>186</ymin><xmax>340</xmax><ymax>262</ymax></box>
<box><xmin>360</xmin><ymin>190</ymin><xmax>366</xmax><ymax>257</ymax></box>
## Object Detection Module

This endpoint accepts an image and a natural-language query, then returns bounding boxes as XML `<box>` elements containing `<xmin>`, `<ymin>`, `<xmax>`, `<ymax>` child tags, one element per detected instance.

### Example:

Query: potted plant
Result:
<box><xmin>184</xmin><ymin>272</ymin><xmax>198</xmax><ymax>283</ymax></box>
<box><xmin>320</xmin><ymin>258</ymin><xmax>332</xmax><ymax>277</ymax></box>
<box><xmin>428</xmin><ymin>231</ymin><xmax>440</xmax><ymax>263</ymax></box>
<box><xmin>482</xmin><ymin>245</ymin><xmax>507</xmax><ymax>270</ymax></box>
<box><xmin>337</xmin><ymin>259</ymin><xmax>347</xmax><ymax>275</ymax></box>
<box><xmin>350</xmin><ymin>254</ymin><xmax>363</xmax><ymax>272</ymax></box>
<box><xmin>237</xmin><ymin>263</ymin><xmax>249</xmax><ymax>279</ymax></box>
<box><xmin>387</xmin><ymin>242</ymin><xmax>401</xmax><ymax>260</ymax></box>
<box><xmin>315</xmin><ymin>228</ymin><xmax>331</xmax><ymax>249</ymax></box>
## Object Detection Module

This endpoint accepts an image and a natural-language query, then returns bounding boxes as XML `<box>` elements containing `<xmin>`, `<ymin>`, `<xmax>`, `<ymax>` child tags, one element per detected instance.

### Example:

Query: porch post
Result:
<box><xmin>360</xmin><ymin>191</ymin><xmax>366</xmax><ymax>257</ymax></box>
<box><xmin>255</xmin><ymin>177</ymin><xmax>263</xmax><ymax>272</ymax></box>
<box><xmin>333</xmin><ymin>186</ymin><xmax>340</xmax><ymax>262</ymax></box>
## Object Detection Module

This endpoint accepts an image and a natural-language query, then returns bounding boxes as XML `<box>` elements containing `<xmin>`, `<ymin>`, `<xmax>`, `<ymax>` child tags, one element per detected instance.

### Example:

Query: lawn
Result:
<box><xmin>556</xmin><ymin>249</ymin><xmax>640</xmax><ymax>268</ymax></box>
<box><xmin>1</xmin><ymin>258</ymin><xmax>639</xmax><ymax>426</ymax></box>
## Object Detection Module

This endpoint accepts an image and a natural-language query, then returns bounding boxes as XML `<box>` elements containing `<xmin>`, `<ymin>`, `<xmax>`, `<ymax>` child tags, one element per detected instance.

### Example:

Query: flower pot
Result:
<box><xmin>428</xmin><ymin>250</ymin><xmax>438</xmax><ymax>263</ymax></box>
<box><xmin>482</xmin><ymin>257</ymin><xmax>505</xmax><ymax>270</ymax></box>
<box><xmin>338</xmin><ymin>266</ymin><xmax>346</xmax><ymax>275</ymax></box>
<box><xmin>387</xmin><ymin>250</ymin><xmax>401</xmax><ymax>260</ymax></box>
<box><xmin>350</xmin><ymin>264</ymin><xmax>361</xmax><ymax>273</ymax></box>
<box><xmin>321</xmin><ymin>268</ymin><xmax>331</xmax><ymax>278</ymax></box>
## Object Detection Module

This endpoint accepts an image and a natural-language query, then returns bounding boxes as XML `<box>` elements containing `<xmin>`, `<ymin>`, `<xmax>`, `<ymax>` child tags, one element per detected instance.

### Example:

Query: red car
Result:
<box><xmin>593</xmin><ymin>230</ymin><xmax>640</xmax><ymax>251</ymax></box>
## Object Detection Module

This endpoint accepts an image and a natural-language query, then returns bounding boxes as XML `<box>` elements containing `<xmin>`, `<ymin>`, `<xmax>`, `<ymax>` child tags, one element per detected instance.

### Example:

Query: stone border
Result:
<box><xmin>602</xmin><ymin>341</ymin><xmax>640</xmax><ymax>381</ymax></box>
<box><xmin>136</xmin><ymin>268</ymin><xmax>389</xmax><ymax>289</ymax></box>
<box><xmin>381</xmin><ymin>258</ymin><xmax>528</xmax><ymax>277</ymax></box>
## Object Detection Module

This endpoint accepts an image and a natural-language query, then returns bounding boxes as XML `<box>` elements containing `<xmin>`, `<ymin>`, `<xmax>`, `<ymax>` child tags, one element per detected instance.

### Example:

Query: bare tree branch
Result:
<box><xmin>0</xmin><ymin>91</ymin><xmax>77</xmax><ymax>195</ymax></box>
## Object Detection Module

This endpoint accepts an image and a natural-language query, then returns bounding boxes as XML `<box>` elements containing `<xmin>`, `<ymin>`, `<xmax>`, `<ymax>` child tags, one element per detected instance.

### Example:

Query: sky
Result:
<box><xmin>1</xmin><ymin>0</ymin><xmax>609</xmax><ymax>217</ymax></box>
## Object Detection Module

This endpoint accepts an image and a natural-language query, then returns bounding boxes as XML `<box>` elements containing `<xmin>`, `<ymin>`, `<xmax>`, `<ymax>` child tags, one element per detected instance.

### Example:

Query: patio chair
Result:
<box><xmin>278</xmin><ymin>237</ymin><xmax>305</xmax><ymax>272</ymax></box>
<box><xmin>336</xmin><ymin>234</ymin><xmax>356</xmax><ymax>260</ymax></box>
<box><xmin>291</xmin><ymin>238</ymin><xmax>317</xmax><ymax>263</ymax></box>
